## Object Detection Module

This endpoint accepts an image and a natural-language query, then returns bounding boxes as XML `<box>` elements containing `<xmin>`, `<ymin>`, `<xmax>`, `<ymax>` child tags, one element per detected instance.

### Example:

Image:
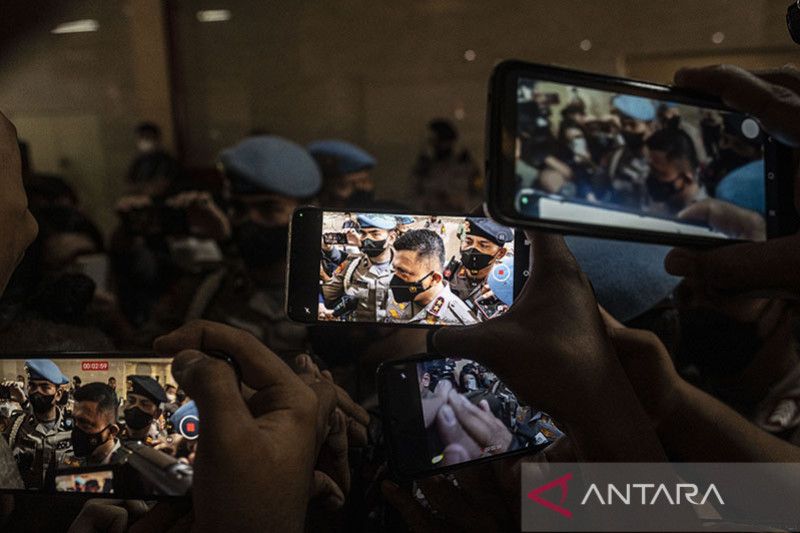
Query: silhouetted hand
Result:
<box><xmin>666</xmin><ymin>65</ymin><xmax>800</xmax><ymax>296</ymax></box>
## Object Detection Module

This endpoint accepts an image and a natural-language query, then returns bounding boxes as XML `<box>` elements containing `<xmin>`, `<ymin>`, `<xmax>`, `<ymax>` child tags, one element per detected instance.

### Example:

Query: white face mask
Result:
<box><xmin>137</xmin><ymin>139</ymin><xmax>156</xmax><ymax>153</ymax></box>
<box><xmin>464</xmin><ymin>374</ymin><xmax>478</xmax><ymax>391</ymax></box>
<box><xmin>166</xmin><ymin>394</ymin><xmax>176</xmax><ymax>403</ymax></box>
<box><xmin>570</xmin><ymin>137</ymin><xmax>590</xmax><ymax>160</ymax></box>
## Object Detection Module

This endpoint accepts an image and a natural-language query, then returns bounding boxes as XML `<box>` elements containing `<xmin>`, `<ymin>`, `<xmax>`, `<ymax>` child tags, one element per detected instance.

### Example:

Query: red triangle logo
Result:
<box><xmin>527</xmin><ymin>472</ymin><xmax>573</xmax><ymax>519</ymax></box>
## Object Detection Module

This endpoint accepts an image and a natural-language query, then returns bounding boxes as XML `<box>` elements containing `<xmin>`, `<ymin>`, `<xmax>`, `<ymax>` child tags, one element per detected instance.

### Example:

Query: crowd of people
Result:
<box><xmin>0</xmin><ymin>59</ymin><xmax>797</xmax><ymax>532</ymax></box>
<box><xmin>0</xmin><ymin>358</ymin><xmax>196</xmax><ymax>496</ymax></box>
<box><xmin>515</xmin><ymin>80</ymin><xmax>767</xmax><ymax>238</ymax></box>
<box><xmin>320</xmin><ymin>214</ymin><xmax>514</xmax><ymax>325</ymax></box>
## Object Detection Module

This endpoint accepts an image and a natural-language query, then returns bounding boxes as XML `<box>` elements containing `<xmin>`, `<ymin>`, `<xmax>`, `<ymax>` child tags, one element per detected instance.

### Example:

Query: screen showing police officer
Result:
<box><xmin>319</xmin><ymin>212</ymin><xmax>516</xmax><ymax>325</ymax></box>
<box><xmin>0</xmin><ymin>357</ymin><xmax>198</xmax><ymax>496</ymax></box>
<box><xmin>515</xmin><ymin>78</ymin><xmax>767</xmax><ymax>241</ymax></box>
<box><xmin>415</xmin><ymin>357</ymin><xmax>562</xmax><ymax>470</ymax></box>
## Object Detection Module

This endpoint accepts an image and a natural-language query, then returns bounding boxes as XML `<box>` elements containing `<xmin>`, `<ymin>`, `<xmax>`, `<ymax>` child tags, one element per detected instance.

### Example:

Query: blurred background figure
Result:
<box><xmin>126</xmin><ymin>122</ymin><xmax>181</xmax><ymax>194</ymax></box>
<box><xmin>608</xmin><ymin>95</ymin><xmax>656</xmax><ymax>209</ymax></box>
<box><xmin>309</xmin><ymin>139</ymin><xmax>377</xmax><ymax>209</ymax></box>
<box><xmin>412</xmin><ymin>119</ymin><xmax>481</xmax><ymax>213</ymax></box>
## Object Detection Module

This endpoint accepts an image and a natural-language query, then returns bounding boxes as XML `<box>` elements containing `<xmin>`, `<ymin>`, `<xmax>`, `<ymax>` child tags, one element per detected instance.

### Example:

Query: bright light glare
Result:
<box><xmin>51</xmin><ymin>20</ymin><xmax>99</xmax><ymax>34</ymax></box>
<box><xmin>197</xmin><ymin>10</ymin><xmax>232</xmax><ymax>22</ymax></box>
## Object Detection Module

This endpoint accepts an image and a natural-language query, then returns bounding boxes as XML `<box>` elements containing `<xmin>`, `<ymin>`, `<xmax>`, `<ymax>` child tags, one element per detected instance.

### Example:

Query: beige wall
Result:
<box><xmin>170</xmin><ymin>0</ymin><xmax>793</xmax><ymax>208</ymax></box>
<box><xmin>0</xmin><ymin>0</ymin><xmax>795</xmax><ymax>229</ymax></box>
<box><xmin>1</xmin><ymin>358</ymin><xmax>175</xmax><ymax>390</ymax></box>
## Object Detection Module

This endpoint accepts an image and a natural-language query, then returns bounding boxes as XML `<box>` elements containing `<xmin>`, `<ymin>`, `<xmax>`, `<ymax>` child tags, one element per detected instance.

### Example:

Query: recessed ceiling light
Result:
<box><xmin>463</xmin><ymin>49</ymin><xmax>477</xmax><ymax>62</ymax></box>
<box><xmin>51</xmin><ymin>20</ymin><xmax>99</xmax><ymax>34</ymax></box>
<box><xmin>197</xmin><ymin>9</ymin><xmax>231</xmax><ymax>22</ymax></box>
<box><xmin>579</xmin><ymin>39</ymin><xmax>592</xmax><ymax>51</ymax></box>
<box><xmin>712</xmin><ymin>32</ymin><xmax>725</xmax><ymax>44</ymax></box>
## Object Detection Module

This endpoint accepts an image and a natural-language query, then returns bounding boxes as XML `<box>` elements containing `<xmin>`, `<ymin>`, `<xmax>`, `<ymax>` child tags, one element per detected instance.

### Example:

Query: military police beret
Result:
<box><xmin>357</xmin><ymin>213</ymin><xmax>397</xmax><ymax>230</ymax></box>
<box><xmin>26</xmin><ymin>359</ymin><xmax>68</xmax><ymax>385</ymax></box>
<box><xmin>465</xmin><ymin>217</ymin><xmax>513</xmax><ymax>246</ymax></box>
<box><xmin>307</xmin><ymin>140</ymin><xmax>376</xmax><ymax>175</ymax></box>
<box><xmin>220</xmin><ymin>135</ymin><xmax>322</xmax><ymax>197</ymax></box>
<box><xmin>612</xmin><ymin>95</ymin><xmax>656</xmax><ymax>122</ymax></box>
<box><xmin>126</xmin><ymin>375</ymin><xmax>167</xmax><ymax>404</ymax></box>
<box><xmin>395</xmin><ymin>215</ymin><xmax>415</xmax><ymax>225</ymax></box>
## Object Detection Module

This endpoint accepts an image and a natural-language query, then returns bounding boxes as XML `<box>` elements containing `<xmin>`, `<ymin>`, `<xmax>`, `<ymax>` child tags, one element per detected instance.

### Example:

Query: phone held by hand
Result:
<box><xmin>377</xmin><ymin>354</ymin><xmax>563</xmax><ymax>480</ymax></box>
<box><xmin>287</xmin><ymin>207</ymin><xmax>528</xmax><ymax>327</ymax></box>
<box><xmin>486</xmin><ymin>60</ymin><xmax>798</xmax><ymax>246</ymax></box>
<box><xmin>0</xmin><ymin>352</ymin><xmax>208</xmax><ymax>499</ymax></box>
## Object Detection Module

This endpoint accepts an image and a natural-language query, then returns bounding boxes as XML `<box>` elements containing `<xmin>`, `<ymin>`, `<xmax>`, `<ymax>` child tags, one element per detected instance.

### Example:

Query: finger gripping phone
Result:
<box><xmin>486</xmin><ymin>60</ymin><xmax>798</xmax><ymax>246</ymax></box>
<box><xmin>377</xmin><ymin>354</ymin><xmax>563</xmax><ymax>479</ymax></box>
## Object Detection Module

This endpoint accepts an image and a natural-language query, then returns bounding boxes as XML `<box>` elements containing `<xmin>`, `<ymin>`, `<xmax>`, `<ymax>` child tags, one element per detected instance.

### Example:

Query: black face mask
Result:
<box><xmin>664</xmin><ymin>116</ymin><xmax>682</xmax><ymax>130</ymax></box>
<box><xmin>70</xmin><ymin>425</ymin><xmax>112</xmax><ymax>458</ymax></box>
<box><xmin>235</xmin><ymin>222</ymin><xmax>289</xmax><ymax>270</ymax></box>
<box><xmin>622</xmin><ymin>131</ymin><xmax>646</xmax><ymax>153</ymax></box>
<box><xmin>390</xmin><ymin>272</ymin><xmax>434</xmax><ymax>303</ymax></box>
<box><xmin>124</xmin><ymin>407</ymin><xmax>154</xmax><ymax>431</ymax></box>
<box><xmin>30</xmin><ymin>393</ymin><xmax>55</xmax><ymax>414</ymax></box>
<box><xmin>461</xmin><ymin>248</ymin><xmax>496</xmax><ymax>273</ymax></box>
<box><xmin>176</xmin><ymin>391</ymin><xmax>186</xmax><ymax>404</ymax></box>
<box><xmin>361</xmin><ymin>238</ymin><xmax>388</xmax><ymax>258</ymax></box>
<box><xmin>345</xmin><ymin>189</ymin><xmax>375</xmax><ymax>208</ymax></box>
<box><xmin>676</xmin><ymin>308</ymin><xmax>763</xmax><ymax>379</ymax></box>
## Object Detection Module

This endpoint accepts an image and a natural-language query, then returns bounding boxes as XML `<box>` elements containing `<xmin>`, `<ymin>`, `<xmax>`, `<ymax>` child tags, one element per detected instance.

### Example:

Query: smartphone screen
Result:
<box><xmin>0</xmin><ymin>354</ymin><xmax>196</xmax><ymax>497</ymax></box>
<box><xmin>288</xmin><ymin>208</ymin><xmax>526</xmax><ymax>326</ymax></box>
<box><xmin>515</xmin><ymin>76</ymin><xmax>767</xmax><ymax>241</ymax></box>
<box><xmin>379</xmin><ymin>356</ymin><xmax>563</xmax><ymax>479</ymax></box>
<box><xmin>487</xmin><ymin>62</ymin><xmax>798</xmax><ymax>246</ymax></box>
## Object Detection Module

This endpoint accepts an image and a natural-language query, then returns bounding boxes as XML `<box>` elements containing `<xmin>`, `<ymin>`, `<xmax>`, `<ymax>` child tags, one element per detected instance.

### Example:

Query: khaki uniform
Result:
<box><xmin>385</xmin><ymin>283</ymin><xmax>477</xmax><ymax>325</ymax></box>
<box><xmin>62</xmin><ymin>439</ymin><xmax>125</xmax><ymax>468</ymax></box>
<box><xmin>3</xmin><ymin>407</ymin><xmax>73</xmax><ymax>489</ymax></box>
<box><xmin>321</xmin><ymin>251</ymin><xmax>394</xmax><ymax>322</ymax></box>
<box><xmin>449</xmin><ymin>266</ymin><xmax>507</xmax><ymax>322</ymax></box>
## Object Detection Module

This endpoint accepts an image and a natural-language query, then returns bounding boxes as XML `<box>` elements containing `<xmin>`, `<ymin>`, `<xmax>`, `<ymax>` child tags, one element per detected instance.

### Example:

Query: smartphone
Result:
<box><xmin>323</xmin><ymin>232</ymin><xmax>350</xmax><ymax>245</ymax></box>
<box><xmin>487</xmin><ymin>60</ymin><xmax>798</xmax><ymax>246</ymax></box>
<box><xmin>0</xmin><ymin>353</ymin><xmax>197</xmax><ymax>498</ymax></box>
<box><xmin>287</xmin><ymin>207</ymin><xmax>528</xmax><ymax>326</ymax></box>
<box><xmin>378</xmin><ymin>355</ymin><xmax>563</xmax><ymax>479</ymax></box>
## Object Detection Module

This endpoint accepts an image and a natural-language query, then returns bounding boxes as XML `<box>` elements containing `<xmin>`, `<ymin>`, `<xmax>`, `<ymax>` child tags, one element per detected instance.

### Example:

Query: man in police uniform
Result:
<box><xmin>2</xmin><ymin>360</ymin><xmax>72</xmax><ymax>489</ymax></box>
<box><xmin>62</xmin><ymin>382</ymin><xmax>124</xmax><ymax>467</ymax></box>
<box><xmin>608</xmin><ymin>95</ymin><xmax>656</xmax><ymax>209</ymax></box>
<box><xmin>395</xmin><ymin>215</ymin><xmax>415</xmax><ymax>237</ymax></box>
<box><xmin>184</xmin><ymin>135</ymin><xmax>322</xmax><ymax>355</ymax></box>
<box><xmin>121</xmin><ymin>375</ymin><xmax>167</xmax><ymax>444</ymax></box>
<box><xmin>385</xmin><ymin>229</ymin><xmax>476</xmax><ymax>325</ymax></box>
<box><xmin>308</xmin><ymin>139</ymin><xmax>377</xmax><ymax>209</ymax></box>
<box><xmin>448</xmin><ymin>217</ymin><xmax>513</xmax><ymax>322</ymax></box>
<box><xmin>321</xmin><ymin>214</ymin><xmax>397</xmax><ymax>322</ymax></box>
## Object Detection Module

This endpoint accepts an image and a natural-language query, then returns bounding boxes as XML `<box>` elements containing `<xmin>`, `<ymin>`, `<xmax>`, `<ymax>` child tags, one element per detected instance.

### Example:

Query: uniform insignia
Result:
<box><xmin>389</xmin><ymin>309</ymin><xmax>399</xmax><ymax>318</ymax></box>
<box><xmin>430</xmin><ymin>297</ymin><xmax>445</xmax><ymax>316</ymax></box>
<box><xmin>334</xmin><ymin>261</ymin><xmax>349</xmax><ymax>276</ymax></box>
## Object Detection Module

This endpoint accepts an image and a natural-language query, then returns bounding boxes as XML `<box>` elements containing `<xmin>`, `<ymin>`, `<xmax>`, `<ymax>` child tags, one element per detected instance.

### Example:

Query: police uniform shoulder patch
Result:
<box><xmin>430</xmin><ymin>296</ymin><xmax>445</xmax><ymax>316</ymax></box>
<box><xmin>333</xmin><ymin>260</ymin><xmax>350</xmax><ymax>276</ymax></box>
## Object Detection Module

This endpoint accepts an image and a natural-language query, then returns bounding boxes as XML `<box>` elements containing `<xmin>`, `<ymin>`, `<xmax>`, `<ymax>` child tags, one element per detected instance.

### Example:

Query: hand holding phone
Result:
<box><xmin>154</xmin><ymin>320</ymin><xmax>333</xmax><ymax>532</ymax></box>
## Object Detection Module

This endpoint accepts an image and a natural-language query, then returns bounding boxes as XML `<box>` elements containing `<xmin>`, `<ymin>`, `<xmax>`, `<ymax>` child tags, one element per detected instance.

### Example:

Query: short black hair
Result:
<box><xmin>646</xmin><ymin>128</ymin><xmax>699</xmax><ymax>168</ymax></box>
<box><xmin>73</xmin><ymin>376</ymin><xmax>81</xmax><ymax>383</ymax></box>
<box><xmin>74</xmin><ymin>382</ymin><xmax>118</xmax><ymax>422</ymax></box>
<box><xmin>135</xmin><ymin>122</ymin><xmax>161</xmax><ymax>139</ymax></box>
<box><xmin>107</xmin><ymin>377</ymin><xmax>116</xmax><ymax>383</ymax></box>
<box><xmin>394</xmin><ymin>229</ymin><xmax>445</xmax><ymax>271</ymax></box>
<box><xmin>428</xmin><ymin>119</ymin><xmax>457</xmax><ymax>142</ymax></box>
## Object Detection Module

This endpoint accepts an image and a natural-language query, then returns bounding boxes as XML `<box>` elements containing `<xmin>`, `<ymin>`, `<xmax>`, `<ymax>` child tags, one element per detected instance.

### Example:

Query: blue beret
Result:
<box><xmin>716</xmin><ymin>160</ymin><xmax>765</xmax><ymax>214</ymax></box>
<box><xmin>395</xmin><ymin>215</ymin><xmax>415</xmax><ymax>225</ymax></box>
<box><xmin>465</xmin><ymin>217</ymin><xmax>513</xmax><ymax>245</ymax></box>
<box><xmin>612</xmin><ymin>95</ymin><xmax>656</xmax><ymax>121</ymax></box>
<box><xmin>26</xmin><ymin>359</ymin><xmax>68</xmax><ymax>385</ymax></box>
<box><xmin>565</xmin><ymin>237</ymin><xmax>680</xmax><ymax>322</ymax></box>
<box><xmin>307</xmin><ymin>140</ymin><xmax>376</xmax><ymax>175</ymax></box>
<box><xmin>126</xmin><ymin>375</ymin><xmax>167</xmax><ymax>404</ymax></box>
<box><xmin>357</xmin><ymin>213</ymin><xmax>396</xmax><ymax>230</ymax></box>
<box><xmin>220</xmin><ymin>135</ymin><xmax>321</xmax><ymax>197</ymax></box>
<box><xmin>170</xmin><ymin>400</ymin><xmax>199</xmax><ymax>440</ymax></box>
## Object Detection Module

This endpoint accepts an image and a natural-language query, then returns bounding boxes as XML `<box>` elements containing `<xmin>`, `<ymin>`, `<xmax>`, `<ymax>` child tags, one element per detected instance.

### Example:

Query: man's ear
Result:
<box><xmin>497</xmin><ymin>247</ymin><xmax>508</xmax><ymax>260</ymax></box>
<box><xmin>432</xmin><ymin>271</ymin><xmax>443</xmax><ymax>284</ymax></box>
<box><xmin>388</xmin><ymin>230</ymin><xmax>397</xmax><ymax>244</ymax></box>
<box><xmin>109</xmin><ymin>423</ymin><xmax>120</xmax><ymax>437</ymax></box>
